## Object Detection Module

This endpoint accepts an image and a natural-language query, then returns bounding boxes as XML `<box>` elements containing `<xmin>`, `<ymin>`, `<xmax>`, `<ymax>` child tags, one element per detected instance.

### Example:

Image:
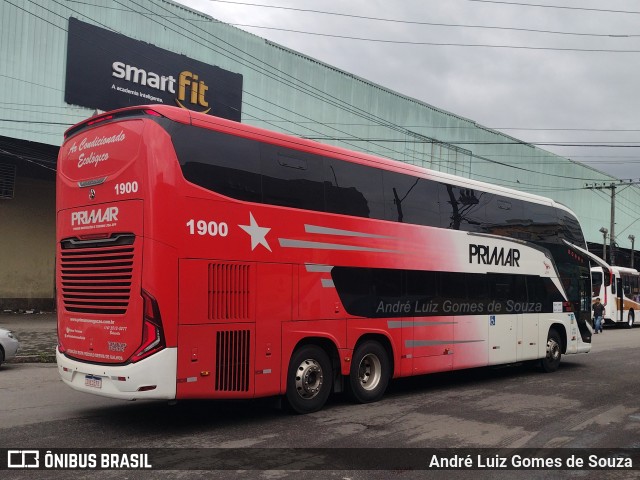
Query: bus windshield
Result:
<box><xmin>592</xmin><ymin>271</ymin><xmax>603</xmax><ymax>298</ymax></box>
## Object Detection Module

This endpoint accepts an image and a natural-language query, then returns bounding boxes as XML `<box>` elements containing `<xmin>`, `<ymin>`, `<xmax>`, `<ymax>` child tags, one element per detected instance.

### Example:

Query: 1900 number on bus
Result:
<box><xmin>114</xmin><ymin>181</ymin><xmax>138</xmax><ymax>195</ymax></box>
<box><xmin>186</xmin><ymin>219</ymin><xmax>229</xmax><ymax>237</ymax></box>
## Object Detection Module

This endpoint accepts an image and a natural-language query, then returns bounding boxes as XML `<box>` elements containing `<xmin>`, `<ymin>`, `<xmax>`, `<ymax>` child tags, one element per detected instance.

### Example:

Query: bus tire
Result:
<box><xmin>627</xmin><ymin>311</ymin><xmax>635</xmax><ymax>329</ymax></box>
<box><xmin>540</xmin><ymin>329</ymin><xmax>562</xmax><ymax>373</ymax></box>
<box><xmin>285</xmin><ymin>345</ymin><xmax>332</xmax><ymax>414</ymax></box>
<box><xmin>347</xmin><ymin>340</ymin><xmax>389</xmax><ymax>404</ymax></box>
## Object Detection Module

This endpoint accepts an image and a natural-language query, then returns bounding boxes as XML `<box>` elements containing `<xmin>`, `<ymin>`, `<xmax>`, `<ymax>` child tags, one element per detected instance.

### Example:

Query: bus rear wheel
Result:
<box><xmin>347</xmin><ymin>340</ymin><xmax>389</xmax><ymax>404</ymax></box>
<box><xmin>627</xmin><ymin>311</ymin><xmax>635</xmax><ymax>329</ymax></box>
<box><xmin>286</xmin><ymin>345</ymin><xmax>333</xmax><ymax>414</ymax></box>
<box><xmin>540</xmin><ymin>330</ymin><xmax>562</xmax><ymax>373</ymax></box>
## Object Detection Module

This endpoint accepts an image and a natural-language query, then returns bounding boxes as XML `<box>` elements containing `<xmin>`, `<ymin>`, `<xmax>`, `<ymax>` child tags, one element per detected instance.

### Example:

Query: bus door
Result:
<box><xmin>617</xmin><ymin>276</ymin><xmax>624</xmax><ymax>322</ymax></box>
<box><xmin>488</xmin><ymin>275</ymin><xmax>521</xmax><ymax>365</ymax></box>
<box><xmin>489</xmin><ymin>314</ymin><xmax>518</xmax><ymax>365</ymax></box>
<box><xmin>606</xmin><ymin>273</ymin><xmax>617</xmax><ymax>322</ymax></box>
<box><xmin>517</xmin><ymin>314</ymin><xmax>539</xmax><ymax>361</ymax></box>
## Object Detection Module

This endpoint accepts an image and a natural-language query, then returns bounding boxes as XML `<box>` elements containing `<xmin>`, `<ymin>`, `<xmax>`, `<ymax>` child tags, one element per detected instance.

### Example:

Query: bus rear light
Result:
<box><xmin>78</xmin><ymin>233</ymin><xmax>110</xmax><ymax>240</ymax></box>
<box><xmin>87</xmin><ymin>114</ymin><xmax>113</xmax><ymax>126</ymax></box>
<box><xmin>143</xmin><ymin>109</ymin><xmax>163</xmax><ymax>117</ymax></box>
<box><xmin>142</xmin><ymin>289</ymin><xmax>159</xmax><ymax>321</ymax></box>
<box><xmin>131</xmin><ymin>290</ymin><xmax>166</xmax><ymax>363</ymax></box>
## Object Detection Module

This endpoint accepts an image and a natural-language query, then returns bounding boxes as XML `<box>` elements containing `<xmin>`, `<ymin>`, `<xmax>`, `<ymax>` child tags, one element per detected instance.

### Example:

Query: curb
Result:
<box><xmin>9</xmin><ymin>354</ymin><xmax>57</xmax><ymax>364</ymax></box>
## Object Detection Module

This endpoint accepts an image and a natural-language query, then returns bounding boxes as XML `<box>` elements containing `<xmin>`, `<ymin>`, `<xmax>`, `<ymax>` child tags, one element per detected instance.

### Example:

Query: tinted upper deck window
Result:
<box><xmin>168</xmin><ymin>122</ymin><xmax>583</xmax><ymax>249</ymax></box>
<box><xmin>325</xmin><ymin>158</ymin><xmax>384</xmax><ymax>219</ymax></box>
<box><xmin>172</xmin><ymin>124</ymin><xmax>262</xmax><ymax>203</ymax></box>
<box><xmin>382</xmin><ymin>171</ymin><xmax>445</xmax><ymax>226</ymax></box>
<box><xmin>261</xmin><ymin>144</ymin><xmax>324</xmax><ymax>211</ymax></box>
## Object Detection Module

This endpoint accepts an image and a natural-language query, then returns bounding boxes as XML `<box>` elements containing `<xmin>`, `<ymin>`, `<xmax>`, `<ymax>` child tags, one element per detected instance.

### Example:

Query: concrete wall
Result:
<box><xmin>0</xmin><ymin>174</ymin><xmax>56</xmax><ymax>311</ymax></box>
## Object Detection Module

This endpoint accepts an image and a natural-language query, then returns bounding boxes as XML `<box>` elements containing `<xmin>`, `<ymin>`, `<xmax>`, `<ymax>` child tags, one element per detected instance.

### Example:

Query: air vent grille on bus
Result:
<box><xmin>215</xmin><ymin>330</ymin><xmax>251</xmax><ymax>392</ymax></box>
<box><xmin>59</xmin><ymin>235</ymin><xmax>135</xmax><ymax>315</ymax></box>
<box><xmin>208</xmin><ymin>263</ymin><xmax>251</xmax><ymax>320</ymax></box>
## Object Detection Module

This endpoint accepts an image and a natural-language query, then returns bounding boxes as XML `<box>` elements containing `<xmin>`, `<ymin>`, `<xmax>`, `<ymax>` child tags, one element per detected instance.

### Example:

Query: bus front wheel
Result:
<box><xmin>540</xmin><ymin>330</ymin><xmax>562</xmax><ymax>373</ymax></box>
<box><xmin>286</xmin><ymin>345</ymin><xmax>333</xmax><ymax>414</ymax></box>
<box><xmin>347</xmin><ymin>340</ymin><xmax>390</xmax><ymax>404</ymax></box>
<box><xmin>627</xmin><ymin>311</ymin><xmax>635</xmax><ymax>329</ymax></box>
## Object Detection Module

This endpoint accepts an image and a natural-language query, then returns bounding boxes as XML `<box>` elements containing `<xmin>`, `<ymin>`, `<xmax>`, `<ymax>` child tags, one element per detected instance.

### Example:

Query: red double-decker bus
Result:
<box><xmin>56</xmin><ymin>105</ymin><xmax>592</xmax><ymax>413</ymax></box>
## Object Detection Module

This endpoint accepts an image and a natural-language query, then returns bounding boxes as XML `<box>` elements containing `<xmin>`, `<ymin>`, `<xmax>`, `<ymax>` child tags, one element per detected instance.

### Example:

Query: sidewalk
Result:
<box><xmin>0</xmin><ymin>312</ymin><xmax>57</xmax><ymax>363</ymax></box>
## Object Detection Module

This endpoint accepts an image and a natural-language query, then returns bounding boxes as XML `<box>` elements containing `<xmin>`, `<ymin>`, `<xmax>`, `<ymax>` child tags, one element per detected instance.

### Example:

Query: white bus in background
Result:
<box><xmin>591</xmin><ymin>265</ymin><xmax>640</xmax><ymax>328</ymax></box>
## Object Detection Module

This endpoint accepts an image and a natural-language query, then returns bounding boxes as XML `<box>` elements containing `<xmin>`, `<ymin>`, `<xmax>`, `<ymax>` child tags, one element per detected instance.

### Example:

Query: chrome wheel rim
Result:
<box><xmin>546</xmin><ymin>338</ymin><xmax>560</xmax><ymax>362</ymax></box>
<box><xmin>358</xmin><ymin>353</ymin><xmax>382</xmax><ymax>391</ymax></box>
<box><xmin>294</xmin><ymin>358</ymin><xmax>324</xmax><ymax>399</ymax></box>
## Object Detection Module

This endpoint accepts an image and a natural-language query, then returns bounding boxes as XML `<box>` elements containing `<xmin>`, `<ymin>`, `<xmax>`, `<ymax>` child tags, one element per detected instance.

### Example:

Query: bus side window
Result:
<box><xmin>261</xmin><ymin>145</ymin><xmax>324</xmax><ymax>211</ymax></box>
<box><xmin>381</xmin><ymin>171</ymin><xmax>443</xmax><ymax>227</ymax></box>
<box><xmin>173</xmin><ymin>125</ymin><xmax>262</xmax><ymax>202</ymax></box>
<box><xmin>324</xmin><ymin>159</ymin><xmax>384</xmax><ymax>219</ymax></box>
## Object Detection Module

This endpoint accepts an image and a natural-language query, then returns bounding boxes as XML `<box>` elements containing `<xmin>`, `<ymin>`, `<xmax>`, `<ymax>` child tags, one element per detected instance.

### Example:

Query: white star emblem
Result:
<box><xmin>239</xmin><ymin>213</ymin><xmax>272</xmax><ymax>252</ymax></box>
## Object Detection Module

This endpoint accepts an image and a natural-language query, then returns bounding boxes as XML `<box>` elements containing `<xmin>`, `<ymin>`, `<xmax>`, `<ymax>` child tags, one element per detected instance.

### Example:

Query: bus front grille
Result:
<box><xmin>215</xmin><ymin>329</ymin><xmax>251</xmax><ymax>392</ymax></box>
<box><xmin>59</xmin><ymin>234</ymin><xmax>135</xmax><ymax>315</ymax></box>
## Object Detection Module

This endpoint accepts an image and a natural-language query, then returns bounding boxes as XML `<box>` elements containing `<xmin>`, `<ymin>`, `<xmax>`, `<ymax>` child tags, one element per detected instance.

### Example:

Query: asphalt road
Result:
<box><xmin>1</xmin><ymin>325</ymin><xmax>640</xmax><ymax>480</ymax></box>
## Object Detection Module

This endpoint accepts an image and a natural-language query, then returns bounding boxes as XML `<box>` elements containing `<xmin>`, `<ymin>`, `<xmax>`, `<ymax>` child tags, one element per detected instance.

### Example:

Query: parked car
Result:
<box><xmin>0</xmin><ymin>328</ymin><xmax>20</xmax><ymax>367</ymax></box>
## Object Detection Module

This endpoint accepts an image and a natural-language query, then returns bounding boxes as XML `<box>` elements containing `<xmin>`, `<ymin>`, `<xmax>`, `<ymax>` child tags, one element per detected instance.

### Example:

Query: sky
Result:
<box><xmin>172</xmin><ymin>0</ymin><xmax>640</xmax><ymax>180</ymax></box>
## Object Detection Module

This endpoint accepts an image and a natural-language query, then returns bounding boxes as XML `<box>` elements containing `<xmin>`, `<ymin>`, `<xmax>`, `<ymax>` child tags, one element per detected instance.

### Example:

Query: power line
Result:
<box><xmin>206</xmin><ymin>0</ymin><xmax>640</xmax><ymax>36</ymax></box>
<box><xmin>219</xmin><ymin>23</ymin><xmax>640</xmax><ymax>52</ymax></box>
<box><xmin>4</xmin><ymin>109</ymin><xmax>640</xmax><ymax>150</ymax></box>
<box><xmin>302</xmin><ymin>136</ymin><xmax>640</xmax><ymax>148</ymax></box>
<box><xmin>9</xmin><ymin>0</ymin><xmax>633</xmax><ymax>186</ymax></box>
<box><xmin>4</xmin><ymin>101</ymin><xmax>639</xmax><ymax>134</ymax></box>
<box><xmin>465</xmin><ymin>0</ymin><xmax>640</xmax><ymax>15</ymax></box>
<box><xmin>584</xmin><ymin>180</ymin><xmax>640</xmax><ymax>264</ymax></box>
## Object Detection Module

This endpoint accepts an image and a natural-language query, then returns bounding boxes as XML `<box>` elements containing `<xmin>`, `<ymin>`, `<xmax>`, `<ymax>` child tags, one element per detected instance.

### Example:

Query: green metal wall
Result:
<box><xmin>1</xmin><ymin>0</ymin><xmax>637</xmax><ymax>248</ymax></box>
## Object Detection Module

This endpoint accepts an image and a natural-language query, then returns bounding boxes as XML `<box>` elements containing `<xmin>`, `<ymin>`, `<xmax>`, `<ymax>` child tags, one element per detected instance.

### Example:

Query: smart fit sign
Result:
<box><xmin>64</xmin><ymin>18</ymin><xmax>243</xmax><ymax>121</ymax></box>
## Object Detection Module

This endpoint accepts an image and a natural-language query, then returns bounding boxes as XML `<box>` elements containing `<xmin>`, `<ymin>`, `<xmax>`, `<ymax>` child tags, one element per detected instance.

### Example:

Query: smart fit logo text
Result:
<box><xmin>112</xmin><ymin>61</ymin><xmax>210</xmax><ymax>113</ymax></box>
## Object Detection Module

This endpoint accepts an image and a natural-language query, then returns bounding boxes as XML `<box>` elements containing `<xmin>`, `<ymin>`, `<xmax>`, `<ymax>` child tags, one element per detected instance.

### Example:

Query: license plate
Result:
<box><xmin>85</xmin><ymin>375</ymin><xmax>102</xmax><ymax>389</ymax></box>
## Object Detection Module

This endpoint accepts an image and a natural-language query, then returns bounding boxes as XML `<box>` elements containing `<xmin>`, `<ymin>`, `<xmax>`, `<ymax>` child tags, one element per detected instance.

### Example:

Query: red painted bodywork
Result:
<box><xmin>56</xmin><ymin>105</ymin><xmax>553</xmax><ymax>400</ymax></box>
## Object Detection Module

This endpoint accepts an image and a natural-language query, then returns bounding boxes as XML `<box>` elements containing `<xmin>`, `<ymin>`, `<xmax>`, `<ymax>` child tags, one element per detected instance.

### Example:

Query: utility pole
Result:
<box><xmin>586</xmin><ymin>180</ymin><xmax>640</xmax><ymax>266</ymax></box>
<box><xmin>610</xmin><ymin>184</ymin><xmax>616</xmax><ymax>265</ymax></box>
<box><xmin>587</xmin><ymin>183</ymin><xmax>617</xmax><ymax>264</ymax></box>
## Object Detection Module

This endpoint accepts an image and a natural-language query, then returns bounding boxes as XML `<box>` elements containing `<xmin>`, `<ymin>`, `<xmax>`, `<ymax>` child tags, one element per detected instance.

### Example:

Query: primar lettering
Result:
<box><xmin>71</xmin><ymin>207</ymin><xmax>118</xmax><ymax>226</ymax></box>
<box><xmin>469</xmin><ymin>244</ymin><xmax>520</xmax><ymax>267</ymax></box>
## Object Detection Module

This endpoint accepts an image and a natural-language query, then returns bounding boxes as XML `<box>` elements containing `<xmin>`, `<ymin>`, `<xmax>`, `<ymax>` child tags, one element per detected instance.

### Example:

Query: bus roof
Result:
<box><xmin>66</xmin><ymin>104</ymin><xmax>575</xmax><ymax>217</ymax></box>
<box><xmin>591</xmin><ymin>265</ymin><xmax>639</xmax><ymax>274</ymax></box>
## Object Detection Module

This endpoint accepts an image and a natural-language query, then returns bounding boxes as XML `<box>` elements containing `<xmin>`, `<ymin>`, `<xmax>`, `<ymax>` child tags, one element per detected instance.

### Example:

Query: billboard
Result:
<box><xmin>65</xmin><ymin>17</ymin><xmax>243</xmax><ymax>121</ymax></box>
